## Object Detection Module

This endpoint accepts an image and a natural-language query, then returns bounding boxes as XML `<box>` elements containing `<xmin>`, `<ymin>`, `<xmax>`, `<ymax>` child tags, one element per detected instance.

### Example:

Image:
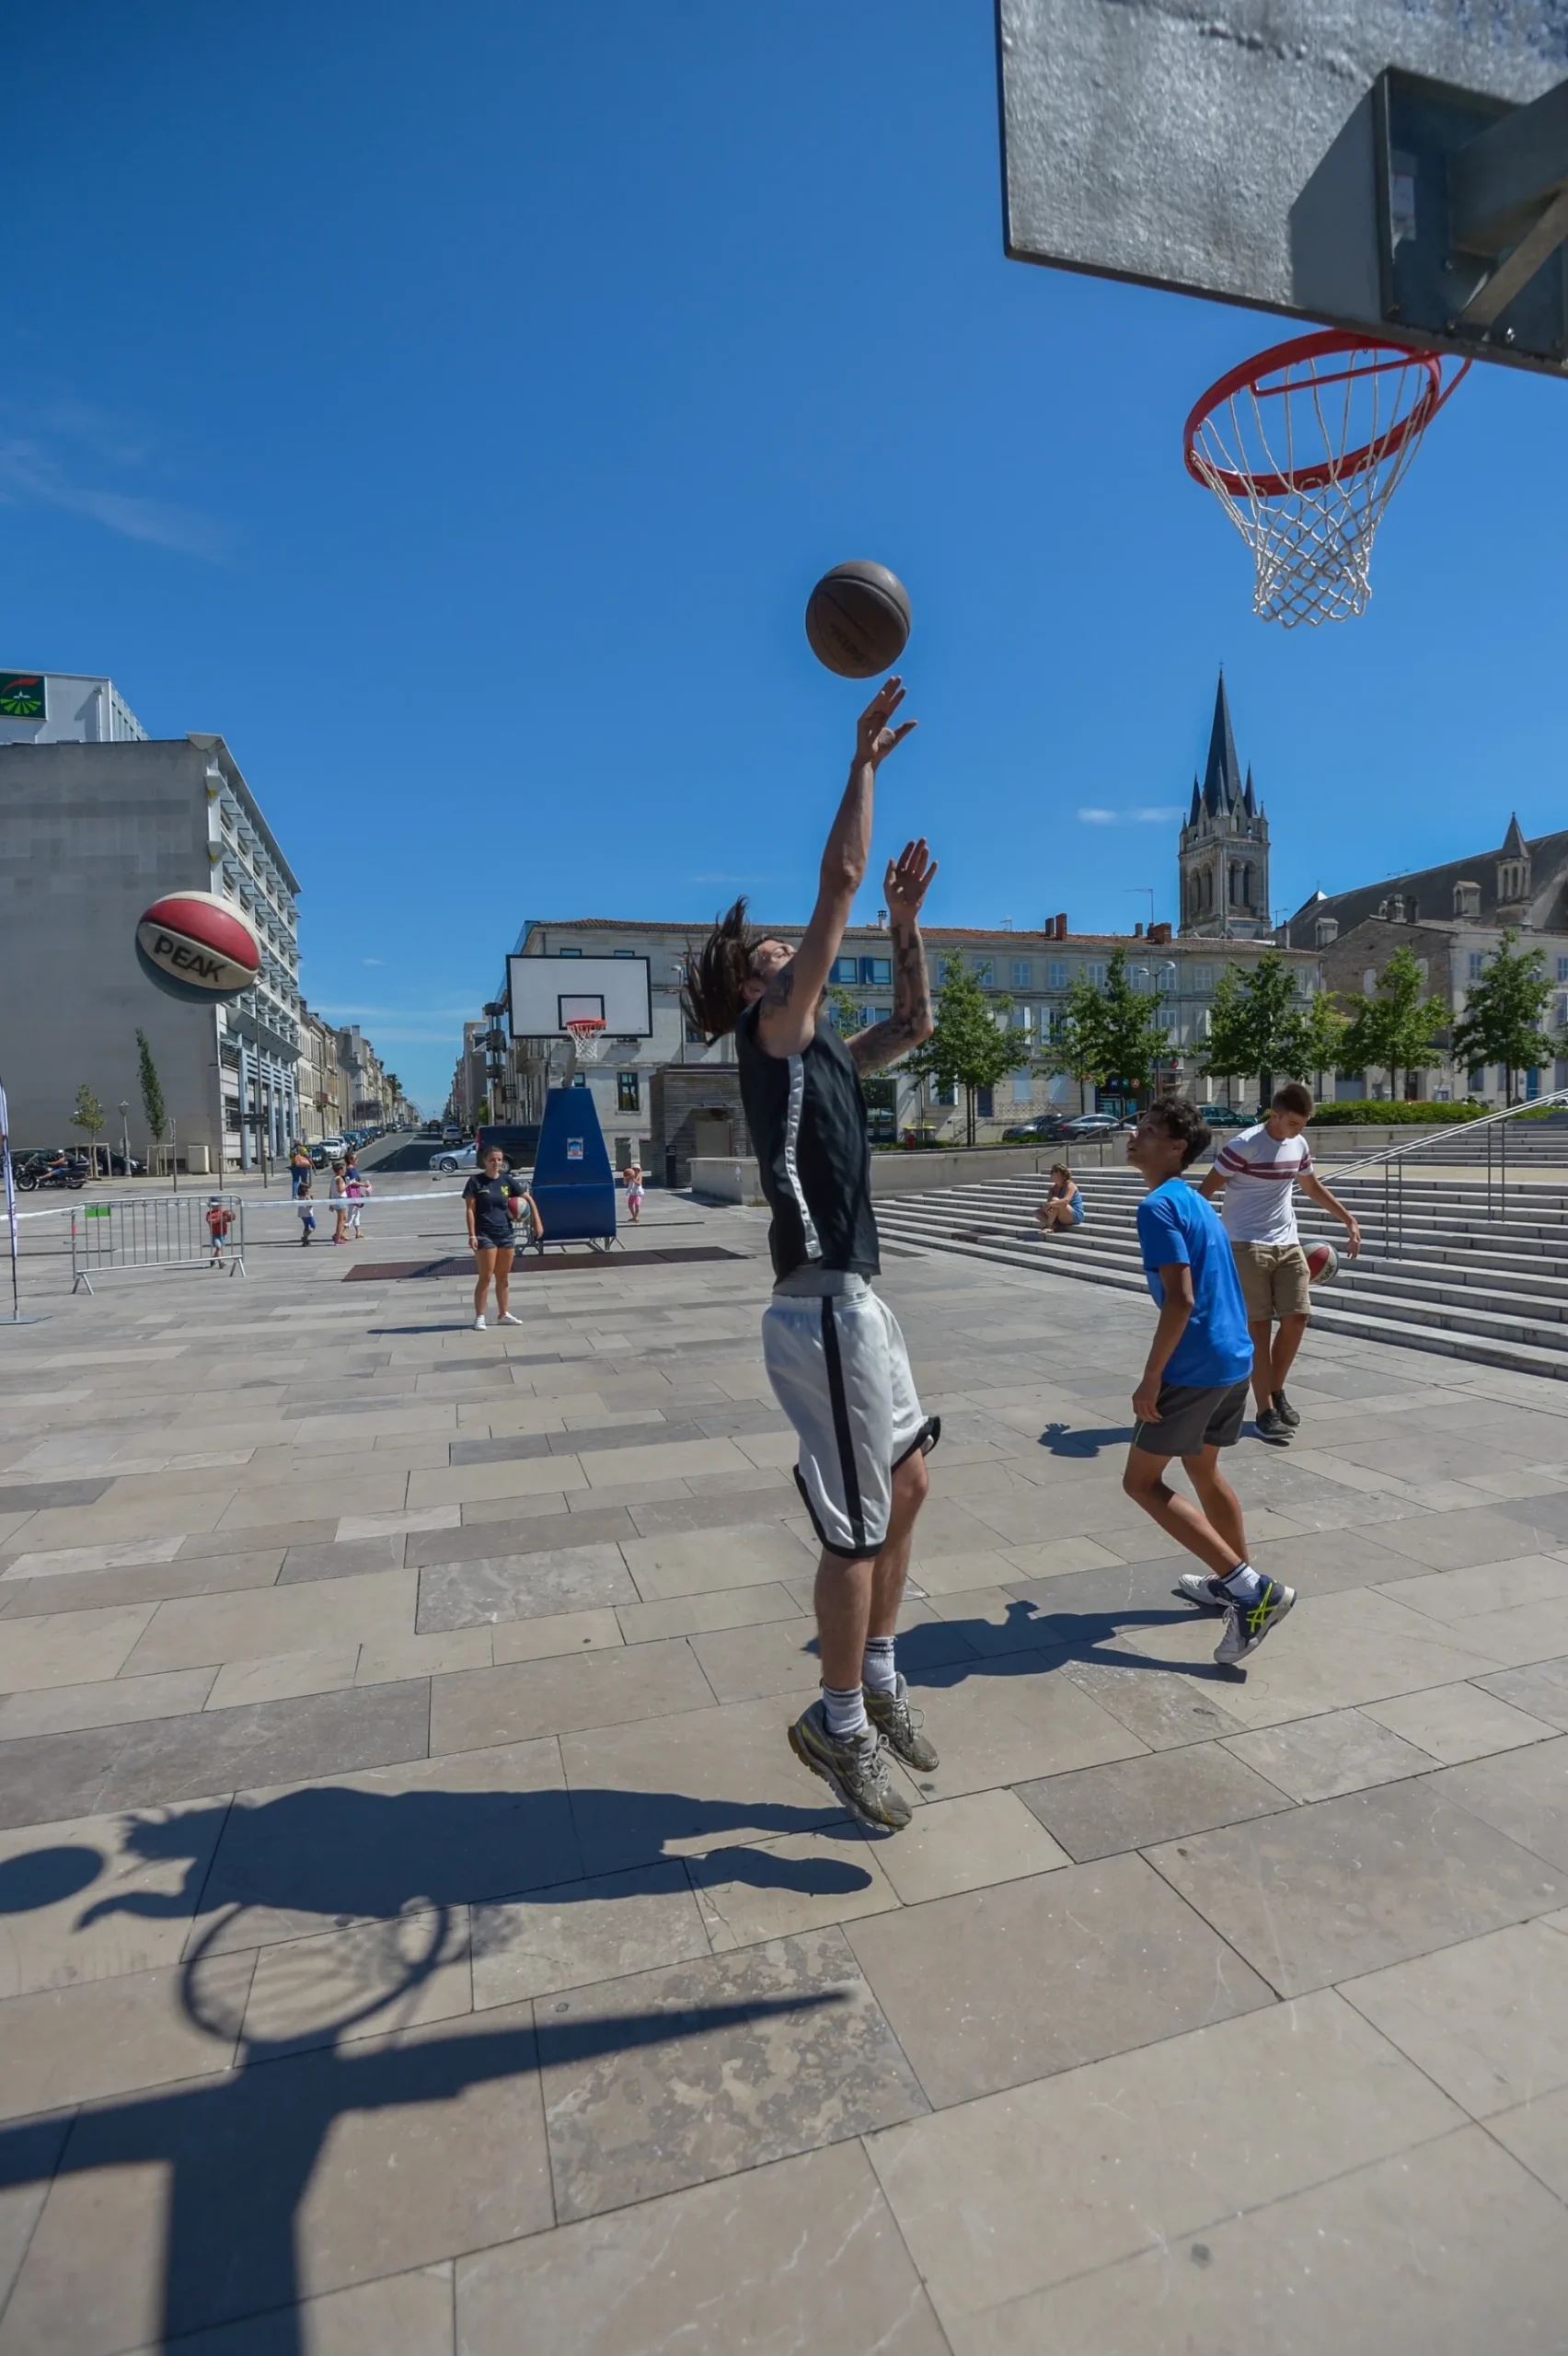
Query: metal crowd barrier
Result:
<box><xmin>70</xmin><ymin>1195</ymin><xmax>246</xmax><ymax>1294</ymax></box>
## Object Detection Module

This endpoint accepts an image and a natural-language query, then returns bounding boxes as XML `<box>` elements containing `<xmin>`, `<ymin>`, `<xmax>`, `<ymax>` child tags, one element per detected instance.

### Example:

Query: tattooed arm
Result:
<box><xmin>849</xmin><ymin>840</ymin><xmax>938</xmax><ymax>1074</ymax></box>
<box><xmin>755</xmin><ymin>679</ymin><xmax>917</xmax><ymax>1058</ymax></box>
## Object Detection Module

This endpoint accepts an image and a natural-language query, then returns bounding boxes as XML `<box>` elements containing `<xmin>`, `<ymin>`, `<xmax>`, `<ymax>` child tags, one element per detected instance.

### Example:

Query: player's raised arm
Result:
<box><xmin>754</xmin><ymin>679</ymin><xmax>917</xmax><ymax>1058</ymax></box>
<box><xmin>849</xmin><ymin>839</ymin><xmax>937</xmax><ymax>1074</ymax></box>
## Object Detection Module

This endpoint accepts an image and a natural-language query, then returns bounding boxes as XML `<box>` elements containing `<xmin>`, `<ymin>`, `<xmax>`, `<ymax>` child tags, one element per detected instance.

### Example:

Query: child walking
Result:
<box><xmin>344</xmin><ymin>1154</ymin><xmax>369</xmax><ymax>1240</ymax></box>
<box><xmin>1120</xmin><ymin>1098</ymin><xmax>1296</xmax><ymax>1668</ymax></box>
<box><xmin>624</xmin><ymin>1161</ymin><xmax>644</xmax><ymax>1224</ymax></box>
<box><xmin>296</xmin><ymin>1176</ymin><xmax>317</xmax><ymax>1246</ymax></box>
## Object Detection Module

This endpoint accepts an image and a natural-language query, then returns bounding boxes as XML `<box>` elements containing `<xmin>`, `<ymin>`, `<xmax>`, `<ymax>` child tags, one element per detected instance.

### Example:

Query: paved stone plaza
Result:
<box><xmin>4</xmin><ymin>1191</ymin><xmax>1568</xmax><ymax>2351</ymax></box>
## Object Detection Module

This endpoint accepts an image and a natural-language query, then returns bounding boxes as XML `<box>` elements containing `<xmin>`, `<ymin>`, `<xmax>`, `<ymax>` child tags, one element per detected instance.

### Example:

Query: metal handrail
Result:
<box><xmin>1319</xmin><ymin>1087</ymin><xmax>1568</xmax><ymax>1178</ymax></box>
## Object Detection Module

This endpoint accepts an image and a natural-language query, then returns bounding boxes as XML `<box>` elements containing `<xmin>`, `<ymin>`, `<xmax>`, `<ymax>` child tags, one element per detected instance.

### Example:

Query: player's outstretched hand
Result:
<box><xmin>856</xmin><ymin>677</ymin><xmax>917</xmax><ymax>769</ymax></box>
<box><xmin>883</xmin><ymin>838</ymin><xmax>937</xmax><ymax>925</ymax></box>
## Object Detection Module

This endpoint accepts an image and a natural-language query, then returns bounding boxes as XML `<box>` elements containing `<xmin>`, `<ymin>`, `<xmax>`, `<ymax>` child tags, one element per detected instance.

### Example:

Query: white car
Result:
<box><xmin>430</xmin><ymin>1144</ymin><xmax>477</xmax><ymax>1174</ymax></box>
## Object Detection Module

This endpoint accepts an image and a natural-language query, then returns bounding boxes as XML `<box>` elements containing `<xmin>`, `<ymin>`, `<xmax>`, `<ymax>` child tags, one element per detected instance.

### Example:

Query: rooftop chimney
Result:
<box><xmin>1055</xmin><ymin>912</ymin><xmax>1068</xmax><ymax>940</ymax></box>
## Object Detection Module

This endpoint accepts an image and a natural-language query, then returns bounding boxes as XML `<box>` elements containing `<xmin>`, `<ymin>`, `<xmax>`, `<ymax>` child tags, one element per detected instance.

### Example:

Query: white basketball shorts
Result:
<box><xmin>761</xmin><ymin>1280</ymin><xmax>939</xmax><ymax>1559</ymax></box>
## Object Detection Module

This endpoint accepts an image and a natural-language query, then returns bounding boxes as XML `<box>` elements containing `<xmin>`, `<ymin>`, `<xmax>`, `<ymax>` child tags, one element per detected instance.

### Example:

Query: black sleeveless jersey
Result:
<box><xmin>735</xmin><ymin>1003</ymin><xmax>881</xmax><ymax>1281</ymax></box>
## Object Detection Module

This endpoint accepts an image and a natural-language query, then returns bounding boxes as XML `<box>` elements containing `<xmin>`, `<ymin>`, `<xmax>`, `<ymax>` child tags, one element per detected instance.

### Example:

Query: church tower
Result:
<box><xmin>1177</xmin><ymin>673</ymin><xmax>1271</xmax><ymax>939</ymax></box>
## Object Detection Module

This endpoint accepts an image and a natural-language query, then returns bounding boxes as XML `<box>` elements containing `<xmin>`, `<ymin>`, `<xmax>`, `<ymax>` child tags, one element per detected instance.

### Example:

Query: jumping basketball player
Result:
<box><xmin>683</xmin><ymin>679</ymin><xmax>939</xmax><ymax>1832</ymax></box>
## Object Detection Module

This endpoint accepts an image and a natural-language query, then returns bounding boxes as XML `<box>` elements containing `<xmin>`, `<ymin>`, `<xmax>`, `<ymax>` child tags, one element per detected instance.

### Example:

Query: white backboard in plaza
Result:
<box><xmin>997</xmin><ymin>0</ymin><xmax>1568</xmax><ymax>373</ymax></box>
<box><xmin>506</xmin><ymin>954</ymin><xmax>653</xmax><ymax>1041</ymax></box>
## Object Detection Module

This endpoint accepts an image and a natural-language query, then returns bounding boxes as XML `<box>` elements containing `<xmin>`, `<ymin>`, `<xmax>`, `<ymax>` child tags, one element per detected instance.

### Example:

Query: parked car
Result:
<box><xmin>107</xmin><ymin>1149</ymin><xmax>146</xmax><ymax>1175</ymax></box>
<box><xmin>1195</xmin><ymin>1103</ymin><xmax>1252</xmax><ymax>1127</ymax></box>
<box><xmin>1000</xmin><ymin>1113</ymin><xmax>1074</xmax><ymax>1144</ymax></box>
<box><xmin>430</xmin><ymin>1143</ymin><xmax>478</xmax><ymax>1174</ymax></box>
<box><xmin>312</xmin><ymin>1137</ymin><xmax>349</xmax><ymax>1167</ymax></box>
<box><xmin>1058</xmin><ymin>1113</ymin><xmax>1121</xmax><ymax>1138</ymax></box>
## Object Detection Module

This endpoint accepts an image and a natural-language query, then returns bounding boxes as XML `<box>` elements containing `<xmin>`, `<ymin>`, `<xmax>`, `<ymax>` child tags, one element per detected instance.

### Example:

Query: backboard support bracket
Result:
<box><xmin>1375</xmin><ymin>69</ymin><xmax>1568</xmax><ymax>364</ymax></box>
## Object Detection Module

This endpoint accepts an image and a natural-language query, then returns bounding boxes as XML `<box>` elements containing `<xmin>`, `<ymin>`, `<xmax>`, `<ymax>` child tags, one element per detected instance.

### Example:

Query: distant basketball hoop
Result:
<box><xmin>1184</xmin><ymin>331</ymin><xmax>1470</xmax><ymax>627</ymax></box>
<box><xmin>564</xmin><ymin>1016</ymin><xmax>607</xmax><ymax>1065</ymax></box>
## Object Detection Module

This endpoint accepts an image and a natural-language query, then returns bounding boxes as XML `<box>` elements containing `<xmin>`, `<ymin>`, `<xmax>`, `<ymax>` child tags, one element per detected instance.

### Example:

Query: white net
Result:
<box><xmin>564</xmin><ymin>1018</ymin><xmax>608</xmax><ymax>1065</ymax></box>
<box><xmin>1185</xmin><ymin>336</ymin><xmax>1462</xmax><ymax>629</ymax></box>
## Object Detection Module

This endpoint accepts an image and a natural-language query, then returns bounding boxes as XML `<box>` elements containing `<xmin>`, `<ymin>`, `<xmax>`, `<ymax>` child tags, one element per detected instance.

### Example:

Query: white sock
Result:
<box><xmin>1219</xmin><ymin>1562</ymin><xmax>1264</xmax><ymax>1603</ymax></box>
<box><xmin>822</xmin><ymin>1682</ymin><xmax>870</xmax><ymax>1741</ymax></box>
<box><xmin>861</xmin><ymin>1635</ymin><xmax>898</xmax><ymax>1696</ymax></box>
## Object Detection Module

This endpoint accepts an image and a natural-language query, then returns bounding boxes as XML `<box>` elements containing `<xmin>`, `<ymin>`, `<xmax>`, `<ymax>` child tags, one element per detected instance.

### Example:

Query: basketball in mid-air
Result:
<box><xmin>135</xmin><ymin>893</ymin><xmax>260</xmax><ymax>1004</ymax></box>
<box><xmin>1306</xmin><ymin>1240</ymin><xmax>1340</xmax><ymax>1284</ymax></box>
<box><xmin>804</xmin><ymin>560</ymin><xmax>911</xmax><ymax>678</ymax></box>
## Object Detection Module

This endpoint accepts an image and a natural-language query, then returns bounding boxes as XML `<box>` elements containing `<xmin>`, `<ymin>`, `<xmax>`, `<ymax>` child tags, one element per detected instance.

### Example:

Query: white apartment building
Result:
<box><xmin>0</xmin><ymin>675</ymin><xmax>302</xmax><ymax>1169</ymax></box>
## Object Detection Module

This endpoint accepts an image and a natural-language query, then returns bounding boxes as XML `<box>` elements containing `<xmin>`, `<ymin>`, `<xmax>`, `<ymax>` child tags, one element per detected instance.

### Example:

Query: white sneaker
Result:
<box><xmin>498</xmin><ymin>1311</ymin><xmax>521</xmax><ymax>1325</ymax></box>
<box><xmin>473</xmin><ymin>1314</ymin><xmax>486</xmax><ymax>1330</ymax></box>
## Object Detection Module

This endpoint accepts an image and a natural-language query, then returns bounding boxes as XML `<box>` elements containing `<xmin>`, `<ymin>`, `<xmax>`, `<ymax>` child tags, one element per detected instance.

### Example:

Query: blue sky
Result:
<box><xmin>5</xmin><ymin>4</ymin><xmax>1566</xmax><ymax>1108</ymax></box>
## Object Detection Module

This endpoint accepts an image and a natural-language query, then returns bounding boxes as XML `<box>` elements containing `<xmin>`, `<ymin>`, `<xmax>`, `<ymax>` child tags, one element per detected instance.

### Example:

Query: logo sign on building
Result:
<box><xmin>0</xmin><ymin>674</ymin><xmax>46</xmax><ymax>721</ymax></box>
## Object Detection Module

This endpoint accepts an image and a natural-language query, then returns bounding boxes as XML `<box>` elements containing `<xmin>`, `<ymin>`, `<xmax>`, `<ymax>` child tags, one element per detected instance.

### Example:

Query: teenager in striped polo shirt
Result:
<box><xmin>1200</xmin><ymin>1082</ymin><xmax>1360</xmax><ymax>1446</ymax></box>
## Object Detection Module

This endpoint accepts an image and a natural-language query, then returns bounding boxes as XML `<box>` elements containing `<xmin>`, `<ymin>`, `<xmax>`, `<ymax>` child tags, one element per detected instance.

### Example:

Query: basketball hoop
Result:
<box><xmin>564</xmin><ymin>1016</ymin><xmax>607</xmax><ymax>1065</ymax></box>
<box><xmin>1184</xmin><ymin>331</ymin><xmax>1470</xmax><ymax>628</ymax></box>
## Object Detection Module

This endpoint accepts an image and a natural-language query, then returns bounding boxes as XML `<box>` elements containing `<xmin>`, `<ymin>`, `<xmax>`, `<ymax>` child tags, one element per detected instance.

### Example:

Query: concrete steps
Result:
<box><xmin>873</xmin><ymin>1167</ymin><xmax>1568</xmax><ymax>1381</ymax></box>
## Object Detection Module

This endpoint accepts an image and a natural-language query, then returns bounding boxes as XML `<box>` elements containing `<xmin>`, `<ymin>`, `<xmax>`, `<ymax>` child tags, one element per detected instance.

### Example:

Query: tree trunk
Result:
<box><xmin>964</xmin><ymin>1087</ymin><xmax>976</xmax><ymax>1147</ymax></box>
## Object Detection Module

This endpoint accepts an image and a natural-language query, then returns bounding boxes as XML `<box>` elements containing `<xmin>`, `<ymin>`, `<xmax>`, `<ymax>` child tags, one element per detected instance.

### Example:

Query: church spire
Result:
<box><xmin>1188</xmin><ymin>777</ymin><xmax>1201</xmax><ymax>826</ymax></box>
<box><xmin>1201</xmin><ymin>670</ymin><xmax>1243</xmax><ymax>816</ymax></box>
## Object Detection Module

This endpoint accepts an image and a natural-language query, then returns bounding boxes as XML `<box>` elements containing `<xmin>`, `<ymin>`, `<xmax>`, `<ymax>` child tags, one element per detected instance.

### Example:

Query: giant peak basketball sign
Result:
<box><xmin>135</xmin><ymin>894</ymin><xmax>261</xmax><ymax>1005</ymax></box>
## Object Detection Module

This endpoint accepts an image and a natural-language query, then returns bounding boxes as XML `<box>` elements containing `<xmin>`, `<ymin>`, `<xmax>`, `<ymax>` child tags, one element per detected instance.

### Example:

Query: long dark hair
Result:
<box><xmin>682</xmin><ymin>897</ymin><xmax>758</xmax><ymax>1043</ymax></box>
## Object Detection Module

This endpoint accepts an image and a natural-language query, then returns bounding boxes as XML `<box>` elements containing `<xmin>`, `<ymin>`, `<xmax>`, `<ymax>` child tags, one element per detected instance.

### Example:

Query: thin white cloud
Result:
<box><xmin>362</xmin><ymin>957</ymin><xmax>385</xmax><ymax>966</ymax></box>
<box><xmin>691</xmin><ymin>872</ymin><xmax>766</xmax><ymax>885</ymax></box>
<box><xmin>1077</xmin><ymin>806</ymin><xmax>1182</xmax><ymax>826</ymax></box>
<box><xmin>0</xmin><ymin>401</ymin><xmax>225</xmax><ymax>560</ymax></box>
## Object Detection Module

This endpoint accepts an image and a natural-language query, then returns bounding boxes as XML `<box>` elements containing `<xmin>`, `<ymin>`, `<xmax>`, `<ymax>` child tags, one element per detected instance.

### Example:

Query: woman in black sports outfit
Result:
<box><xmin>463</xmin><ymin>1145</ymin><xmax>542</xmax><ymax>1330</ymax></box>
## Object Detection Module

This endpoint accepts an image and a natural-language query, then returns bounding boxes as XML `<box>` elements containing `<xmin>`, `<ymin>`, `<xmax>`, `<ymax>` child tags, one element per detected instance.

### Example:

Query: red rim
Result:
<box><xmin>1183</xmin><ymin>329</ymin><xmax>1456</xmax><ymax>499</ymax></box>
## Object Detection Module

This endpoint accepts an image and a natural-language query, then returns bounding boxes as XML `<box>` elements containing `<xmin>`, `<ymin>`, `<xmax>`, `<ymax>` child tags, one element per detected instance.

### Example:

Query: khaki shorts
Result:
<box><xmin>1232</xmin><ymin>1240</ymin><xmax>1311</xmax><ymax>1322</ymax></box>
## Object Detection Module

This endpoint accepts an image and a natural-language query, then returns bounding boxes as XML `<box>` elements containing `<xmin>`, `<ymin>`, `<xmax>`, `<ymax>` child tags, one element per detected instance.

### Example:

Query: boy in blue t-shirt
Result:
<box><xmin>1124</xmin><ymin>1098</ymin><xmax>1295</xmax><ymax>1666</ymax></box>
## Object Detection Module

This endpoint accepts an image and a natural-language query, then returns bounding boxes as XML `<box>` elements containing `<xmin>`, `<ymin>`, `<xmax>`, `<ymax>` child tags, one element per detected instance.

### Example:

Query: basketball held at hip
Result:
<box><xmin>1306</xmin><ymin>1241</ymin><xmax>1340</xmax><ymax>1284</ymax></box>
<box><xmin>804</xmin><ymin>560</ymin><xmax>911</xmax><ymax>678</ymax></box>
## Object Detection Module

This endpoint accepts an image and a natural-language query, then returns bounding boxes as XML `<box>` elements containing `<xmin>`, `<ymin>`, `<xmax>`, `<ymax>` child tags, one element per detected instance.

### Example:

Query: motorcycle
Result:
<box><xmin>14</xmin><ymin>1152</ymin><xmax>89</xmax><ymax>1194</ymax></box>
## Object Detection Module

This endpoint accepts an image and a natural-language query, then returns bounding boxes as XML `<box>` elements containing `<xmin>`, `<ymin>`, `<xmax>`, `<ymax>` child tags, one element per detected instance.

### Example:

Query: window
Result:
<box><xmin>935</xmin><ymin>1080</ymin><xmax>955</xmax><ymax>1106</ymax></box>
<box><xmin>1363</xmin><ymin>969</ymin><xmax>1377</xmax><ymax>993</ymax></box>
<box><xmin>1192</xmin><ymin>964</ymin><xmax>1213</xmax><ymax>993</ymax></box>
<box><xmin>1010</xmin><ymin>1004</ymin><xmax>1031</xmax><ymax>1029</ymax></box>
<box><xmin>976</xmin><ymin>1087</ymin><xmax>994</xmax><ymax>1118</ymax></box>
<box><xmin>1469</xmin><ymin>952</ymin><xmax>1486</xmax><ymax>980</ymax></box>
<box><xmin>559</xmin><ymin>946</ymin><xmax>582</xmax><ymax>958</ymax></box>
<box><xmin>831</xmin><ymin>955</ymin><xmax>859</xmax><ymax>986</ymax></box>
<box><xmin>1557</xmin><ymin>957</ymin><xmax>1568</xmax><ymax>982</ymax></box>
<box><xmin>1086</xmin><ymin>962</ymin><xmax>1107</xmax><ymax>987</ymax></box>
<box><xmin>1558</xmin><ymin>997</ymin><xmax>1568</xmax><ymax>1030</ymax></box>
<box><xmin>616</xmin><ymin>1071</ymin><xmax>640</xmax><ymax>1113</ymax></box>
<box><xmin>613</xmin><ymin>948</ymin><xmax>634</xmax><ymax>959</ymax></box>
<box><xmin>1158</xmin><ymin>1009</ymin><xmax>1178</xmax><ymax>1033</ymax></box>
<box><xmin>859</xmin><ymin>956</ymin><xmax>892</xmax><ymax>986</ymax></box>
<box><xmin>972</xmin><ymin>959</ymin><xmax>994</xmax><ymax>985</ymax></box>
<box><xmin>1012</xmin><ymin>1072</ymin><xmax>1032</xmax><ymax>1103</ymax></box>
<box><xmin>938</xmin><ymin>958</ymin><xmax>959</xmax><ymax>984</ymax></box>
<box><xmin>1047</xmin><ymin>960</ymin><xmax>1067</xmax><ymax>989</ymax></box>
<box><xmin>1469</xmin><ymin>1065</ymin><xmax>1486</xmax><ymax>1091</ymax></box>
<box><xmin>1011</xmin><ymin>959</ymin><xmax>1032</xmax><ymax>987</ymax></box>
<box><xmin>1415</xmin><ymin>959</ymin><xmax>1429</xmax><ymax>983</ymax></box>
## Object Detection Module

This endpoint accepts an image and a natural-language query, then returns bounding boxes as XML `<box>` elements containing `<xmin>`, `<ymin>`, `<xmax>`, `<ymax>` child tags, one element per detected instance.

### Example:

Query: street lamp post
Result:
<box><xmin>1132</xmin><ymin>961</ymin><xmax>1181</xmax><ymax>1102</ymax></box>
<box><xmin>119</xmin><ymin>1102</ymin><xmax>131</xmax><ymax>1180</ymax></box>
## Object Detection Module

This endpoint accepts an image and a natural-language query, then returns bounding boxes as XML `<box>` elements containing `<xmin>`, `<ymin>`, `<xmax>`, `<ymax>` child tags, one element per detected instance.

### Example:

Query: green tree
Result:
<box><xmin>1291</xmin><ymin>992</ymin><xmax>1350</xmax><ymax>1099</ymax></box>
<box><xmin>71</xmin><ymin>1085</ymin><xmax>106</xmax><ymax>1175</ymax></box>
<box><xmin>907</xmin><ymin>964</ymin><xmax>1016</xmax><ymax>1145</ymax></box>
<box><xmin>1050</xmin><ymin>973</ymin><xmax>1111</xmax><ymax>1115</ymax></box>
<box><xmin>1090</xmin><ymin>948</ymin><xmax>1172</xmax><ymax>1107</ymax></box>
<box><xmin>135</xmin><ymin>1029</ymin><xmax>167</xmax><ymax>1157</ymax></box>
<box><xmin>1451</xmin><ymin>928</ymin><xmax>1556</xmax><ymax>1103</ymax></box>
<box><xmin>1198</xmin><ymin>951</ymin><xmax>1309</xmax><ymax>1099</ymax></box>
<box><xmin>1341</xmin><ymin>943</ymin><xmax>1449</xmax><ymax>1101</ymax></box>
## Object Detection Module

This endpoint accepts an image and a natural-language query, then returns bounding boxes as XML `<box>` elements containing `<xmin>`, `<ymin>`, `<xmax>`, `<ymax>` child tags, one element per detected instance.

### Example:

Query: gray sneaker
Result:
<box><xmin>1274</xmin><ymin>1390</ymin><xmax>1301</xmax><ymax>1428</ymax></box>
<box><xmin>1215</xmin><ymin>1579</ymin><xmax>1297</xmax><ymax>1665</ymax></box>
<box><xmin>1175</xmin><ymin>1571</ymin><xmax>1228</xmax><ymax>1611</ymax></box>
<box><xmin>788</xmin><ymin>1701</ymin><xmax>912</xmax><ymax>1832</ymax></box>
<box><xmin>863</xmin><ymin>1674</ymin><xmax>939</xmax><ymax>1771</ymax></box>
<box><xmin>1254</xmin><ymin>1405</ymin><xmax>1291</xmax><ymax>1446</ymax></box>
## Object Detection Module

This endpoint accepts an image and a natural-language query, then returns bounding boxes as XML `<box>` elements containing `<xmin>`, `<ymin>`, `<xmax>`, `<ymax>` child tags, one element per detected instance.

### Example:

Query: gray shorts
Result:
<box><xmin>1132</xmin><ymin>1378</ymin><xmax>1250</xmax><ymax>1460</ymax></box>
<box><xmin>762</xmin><ymin>1276</ymin><xmax>939</xmax><ymax>1557</ymax></box>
